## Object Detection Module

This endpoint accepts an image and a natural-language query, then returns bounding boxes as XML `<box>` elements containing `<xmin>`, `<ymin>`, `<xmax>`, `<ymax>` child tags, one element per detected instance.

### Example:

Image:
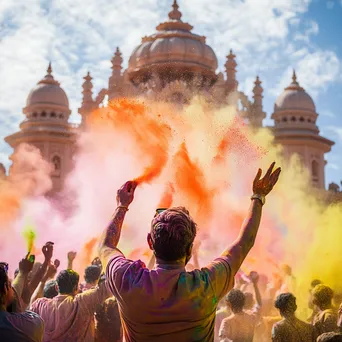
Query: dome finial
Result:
<box><xmin>292</xmin><ymin>69</ymin><xmax>298</xmax><ymax>85</ymax></box>
<box><xmin>38</xmin><ymin>61</ymin><xmax>59</xmax><ymax>86</ymax></box>
<box><xmin>169</xmin><ymin>0</ymin><xmax>182</xmax><ymax>21</ymax></box>
<box><xmin>47</xmin><ymin>62</ymin><xmax>52</xmax><ymax>76</ymax></box>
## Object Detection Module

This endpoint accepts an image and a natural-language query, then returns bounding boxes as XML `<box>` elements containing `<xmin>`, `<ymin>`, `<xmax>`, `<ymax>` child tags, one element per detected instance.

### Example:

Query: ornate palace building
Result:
<box><xmin>3</xmin><ymin>1</ymin><xmax>341</xmax><ymax>197</ymax></box>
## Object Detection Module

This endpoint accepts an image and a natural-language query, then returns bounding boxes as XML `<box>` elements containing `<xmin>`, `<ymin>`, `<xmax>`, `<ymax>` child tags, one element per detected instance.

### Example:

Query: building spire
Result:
<box><xmin>78</xmin><ymin>71</ymin><xmax>94</xmax><ymax>119</ymax></box>
<box><xmin>38</xmin><ymin>61</ymin><xmax>59</xmax><ymax>85</ymax></box>
<box><xmin>169</xmin><ymin>0</ymin><xmax>182</xmax><ymax>21</ymax></box>
<box><xmin>292</xmin><ymin>69</ymin><xmax>298</xmax><ymax>85</ymax></box>
<box><xmin>225</xmin><ymin>49</ymin><xmax>238</xmax><ymax>92</ymax></box>
<box><xmin>285</xmin><ymin>69</ymin><xmax>303</xmax><ymax>91</ymax></box>
<box><xmin>108</xmin><ymin>47</ymin><xmax>123</xmax><ymax>100</ymax></box>
<box><xmin>252</xmin><ymin>75</ymin><xmax>265</xmax><ymax>127</ymax></box>
<box><xmin>47</xmin><ymin>62</ymin><xmax>52</xmax><ymax>75</ymax></box>
<box><xmin>112</xmin><ymin>47</ymin><xmax>123</xmax><ymax>69</ymax></box>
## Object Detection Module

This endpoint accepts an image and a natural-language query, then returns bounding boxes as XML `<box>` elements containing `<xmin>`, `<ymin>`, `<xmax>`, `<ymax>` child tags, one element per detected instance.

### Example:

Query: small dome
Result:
<box><xmin>26</xmin><ymin>63</ymin><xmax>69</xmax><ymax>110</ymax></box>
<box><xmin>274</xmin><ymin>71</ymin><xmax>315</xmax><ymax>112</ymax></box>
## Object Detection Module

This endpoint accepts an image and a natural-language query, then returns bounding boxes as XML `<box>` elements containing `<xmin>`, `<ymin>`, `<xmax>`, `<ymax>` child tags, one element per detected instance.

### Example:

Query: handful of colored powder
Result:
<box><xmin>22</xmin><ymin>223</ymin><xmax>36</xmax><ymax>254</ymax></box>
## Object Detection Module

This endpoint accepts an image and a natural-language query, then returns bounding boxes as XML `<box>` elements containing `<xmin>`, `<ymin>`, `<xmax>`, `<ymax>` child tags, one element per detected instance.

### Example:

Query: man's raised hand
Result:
<box><xmin>116</xmin><ymin>181</ymin><xmax>137</xmax><ymax>207</ymax></box>
<box><xmin>253</xmin><ymin>162</ymin><xmax>281</xmax><ymax>197</ymax></box>
<box><xmin>42</xmin><ymin>242</ymin><xmax>54</xmax><ymax>262</ymax></box>
<box><xmin>67</xmin><ymin>251</ymin><xmax>77</xmax><ymax>262</ymax></box>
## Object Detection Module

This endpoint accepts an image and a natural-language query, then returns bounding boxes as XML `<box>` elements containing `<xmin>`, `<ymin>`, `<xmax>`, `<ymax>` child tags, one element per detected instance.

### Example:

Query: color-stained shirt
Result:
<box><xmin>30</xmin><ymin>283</ymin><xmax>110</xmax><ymax>342</ymax></box>
<box><xmin>219</xmin><ymin>306</ymin><xmax>261</xmax><ymax>342</ymax></box>
<box><xmin>215</xmin><ymin>307</ymin><xmax>230</xmax><ymax>342</ymax></box>
<box><xmin>313</xmin><ymin>309</ymin><xmax>339</xmax><ymax>337</ymax></box>
<box><xmin>272</xmin><ymin>317</ymin><xmax>314</xmax><ymax>342</ymax></box>
<box><xmin>106</xmin><ymin>249</ymin><xmax>242</xmax><ymax>342</ymax></box>
<box><xmin>0</xmin><ymin>310</ymin><xmax>44</xmax><ymax>342</ymax></box>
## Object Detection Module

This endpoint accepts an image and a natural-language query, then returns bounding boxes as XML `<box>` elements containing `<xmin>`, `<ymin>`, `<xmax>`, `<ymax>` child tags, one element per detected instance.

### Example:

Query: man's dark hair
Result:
<box><xmin>84</xmin><ymin>265</ymin><xmax>101</xmax><ymax>284</ymax></box>
<box><xmin>44</xmin><ymin>280</ymin><xmax>58</xmax><ymax>299</ymax></box>
<box><xmin>311</xmin><ymin>279</ymin><xmax>322</xmax><ymax>288</ymax></box>
<box><xmin>317</xmin><ymin>332</ymin><xmax>342</xmax><ymax>342</ymax></box>
<box><xmin>0</xmin><ymin>267</ymin><xmax>8</xmax><ymax>305</ymax></box>
<box><xmin>226</xmin><ymin>289</ymin><xmax>245</xmax><ymax>312</ymax></box>
<box><xmin>275</xmin><ymin>293</ymin><xmax>297</xmax><ymax>315</ymax></box>
<box><xmin>56</xmin><ymin>270</ymin><xmax>79</xmax><ymax>294</ymax></box>
<box><xmin>150</xmin><ymin>207</ymin><xmax>197</xmax><ymax>261</ymax></box>
<box><xmin>312</xmin><ymin>284</ymin><xmax>334</xmax><ymax>309</ymax></box>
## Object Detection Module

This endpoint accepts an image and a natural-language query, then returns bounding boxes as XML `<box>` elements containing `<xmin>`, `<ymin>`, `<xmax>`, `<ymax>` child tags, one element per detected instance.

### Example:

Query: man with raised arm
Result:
<box><xmin>99</xmin><ymin>163</ymin><xmax>281</xmax><ymax>342</ymax></box>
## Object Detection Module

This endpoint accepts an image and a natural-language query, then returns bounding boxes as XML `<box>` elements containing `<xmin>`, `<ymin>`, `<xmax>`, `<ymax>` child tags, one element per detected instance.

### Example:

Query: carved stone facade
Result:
<box><xmin>2</xmin><ymin>0</ymin><xmax>337</xmax><ymax>195</ymax></box>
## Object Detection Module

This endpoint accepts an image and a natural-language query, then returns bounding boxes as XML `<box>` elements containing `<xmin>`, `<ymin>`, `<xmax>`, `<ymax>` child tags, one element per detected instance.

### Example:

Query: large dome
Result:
<box><xmin>274</xmin><ymin>72</ymin><xmax>315</xmax><ymax>112</ymax></box>
<box><xmin>26</xmin><ymin>63</ymin><xmax>69</xmax><ymax>110</ymax></box>
<box><xmin>127</xmin><ymin>1</ymin><xmax>218</xmax><ymax>84</ymax></box>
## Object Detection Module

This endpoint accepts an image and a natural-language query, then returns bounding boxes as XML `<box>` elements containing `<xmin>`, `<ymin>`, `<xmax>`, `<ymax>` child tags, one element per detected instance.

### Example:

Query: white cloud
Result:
<box><xmin>270</xmin><ymin>50</ymin><xmax>341</xmax><ymax>98</ymax></box>
<box><xmin>327</xmin><ymin>163</ymin><xmax>340</xmax><ymax>170</ymax></box>
<box><xmin>320</xmin><ymin>110</ymin><xmax>336</xmax><ymax>118</ymax></box>
<box><xmin>326</xmin><ymin>126</ymin><xmax>342</xmax><ymax>142</ymax></box>
<box><xmin>293</xmin><ymin>20</ymin><xmax>319</xmax><ymax>42</ymax></box>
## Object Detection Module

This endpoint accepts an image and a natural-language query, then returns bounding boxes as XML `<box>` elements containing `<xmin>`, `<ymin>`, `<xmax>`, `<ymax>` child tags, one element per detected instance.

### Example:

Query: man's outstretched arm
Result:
<box><xmin>98</xmin><ymin>181</ymin><xmax>137</xmax><ymax>268</ymax></box>
<box><xmin>222</xmin><ymin>162</ymin><xmax>281</xmax><ymax>270</ymax></box>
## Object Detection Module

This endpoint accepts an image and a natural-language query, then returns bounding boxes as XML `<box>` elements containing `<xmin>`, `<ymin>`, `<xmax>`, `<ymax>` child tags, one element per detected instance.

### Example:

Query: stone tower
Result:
<box><xmin>271</xmin><ymin>71</ymin><xmax>334</xmax><ymax>188</ymax></box>
<box><xmin>5</xmin><ymin>63</ymin><xmax>77</xmax><ymax>193</ymax></box>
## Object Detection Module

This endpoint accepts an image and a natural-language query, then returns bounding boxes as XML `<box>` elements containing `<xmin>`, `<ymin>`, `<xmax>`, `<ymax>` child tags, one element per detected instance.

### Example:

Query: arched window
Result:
<box><xmin>282</xmin><ymin>117</ymin><xmax>287</xmax><ymax>122</ymax></box>
<box><xmin>312</xmin><ymin>160</ymin><xmax>319</xmax><ymax>179</ymax></box>
<box><xmin>291</xmin><ymin>116</ymin><xmax>296</xmax><ymax>122</ymax></box>
<box><xmin>41</xmin><ymin>111</ymin><xmax>47</xmax><ymax>117</ymax></box>
<box><xmin>51</xmin><ymin>112</ymin><xmax>56</xmax><ymax>118</ymax></box>
<box><xmin>52</xmin><ymin>156</ymin><xmax>61</xmax><ymax>177</ymax></box>
<box><xmin>299</xmin><ymin>117</ymin><xmax>304</xmax><ymax>122</ymax></box>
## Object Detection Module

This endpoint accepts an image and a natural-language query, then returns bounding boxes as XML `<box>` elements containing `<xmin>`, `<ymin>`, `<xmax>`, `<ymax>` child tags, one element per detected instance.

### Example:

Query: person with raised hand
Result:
<box><xmin>30</xmin><ymin>266</ymin><xmax>111</xmax><ymax>342</ymax></box>
<box><xmin>67</xmin><ymin>251</ymin><xmax>77</xmax><ymax>270</ymax></box>
<box><xmin>21</xmin><ymin>242</ymin><xmax>54</xmax><ymax>308</ymax></box>
<box><xmin>99</xmin><ymin>163</ymin><xmax>281</xmax><ymax>342</ymax></box>
<box><xmin>30</xmin><ymin>259</ymin><xmax>60</xmax><ymax>305</ymax></box>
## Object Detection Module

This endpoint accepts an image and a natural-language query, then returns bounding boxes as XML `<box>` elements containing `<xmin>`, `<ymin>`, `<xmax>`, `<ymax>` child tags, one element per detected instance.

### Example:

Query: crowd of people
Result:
<box><xmin>1</xmin><ymin>162</ymin><xmax>342</xmax><ymax>341</ymax></box>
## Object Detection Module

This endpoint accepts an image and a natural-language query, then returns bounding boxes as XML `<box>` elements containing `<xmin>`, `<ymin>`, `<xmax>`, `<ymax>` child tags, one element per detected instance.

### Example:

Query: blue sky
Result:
<box><xmin>0</xmin><ymin>0</ymin><xmax>341</xmax><ymax>187</ymax></box>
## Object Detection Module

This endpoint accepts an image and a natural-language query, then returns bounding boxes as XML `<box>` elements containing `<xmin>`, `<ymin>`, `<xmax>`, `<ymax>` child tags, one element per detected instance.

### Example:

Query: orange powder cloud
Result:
<box><xmin>88</xmin><ymin>98</ymin><xmax>172</xmax><ymax>185</ymax></box>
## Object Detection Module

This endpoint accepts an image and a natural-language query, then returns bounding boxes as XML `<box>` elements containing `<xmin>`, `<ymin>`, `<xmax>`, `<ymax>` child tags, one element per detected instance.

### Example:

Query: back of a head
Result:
<box><xmin>44</xmin><ymin>280</ymin><xmax>58</xmax><ymax>299</ymax></box>
<box><xmin>84</xmin><ymin>265</ymin><xmax>101</xmax><ymax>284</ymax></box>
<box><xmin>317</xmin><ymin>332</ymin><xmax>342</xmax><ymax>342</ymax></box>
<box><xmin>312</xmin><ymin>284</ymin><xmax>334</xmax><ymax>309</ymax></box>
<box><xmin>226</xmin><ymin>289</ymin><xmax>245</xmax><ymax>313</ymax></box>
<box><xmin>311</xmin><ymin>279</ymin><xmax>322</xmax><ymax>288</ymax></box>
<box><xmin>56</xmin><ymin>270</ymin><xmax>80</xmax><ymax>295</ymax></box>
<box><xmin>275</xmin><ymin>293</ymin><xmax>297</xmax><ymax>316</ymax></box>
<box><xmin>150</xmin><ymin>207</ymin><xmax>197</xmax><ymax>261</ymax></box>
